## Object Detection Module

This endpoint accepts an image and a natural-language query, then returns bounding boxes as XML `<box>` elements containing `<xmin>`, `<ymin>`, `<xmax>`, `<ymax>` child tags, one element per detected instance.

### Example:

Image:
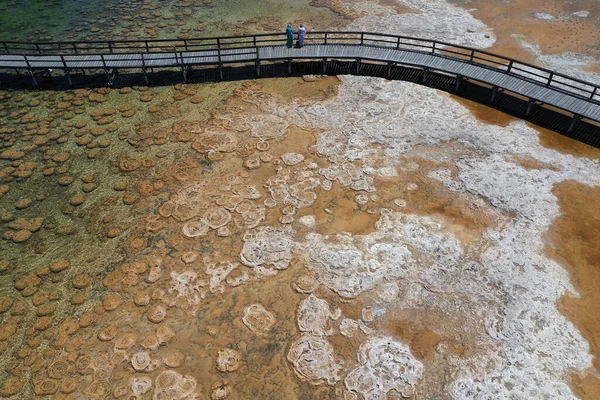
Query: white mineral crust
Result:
<box><xmin>345</xmin><ymin>337</ymin><xmax>423</xmax><ymax>400</ymax></box>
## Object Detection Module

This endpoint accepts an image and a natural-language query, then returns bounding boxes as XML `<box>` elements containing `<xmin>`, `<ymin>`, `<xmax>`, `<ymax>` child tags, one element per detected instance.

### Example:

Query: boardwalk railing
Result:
<box><xmin>2</xmin><ymin>32</ymin><xmax>599</xmax><ymax>104</ymax></box>
<box><xmin>1</xmin><ymin>31</ymin><xmax>599</xmax><ymax>124</ymax></box>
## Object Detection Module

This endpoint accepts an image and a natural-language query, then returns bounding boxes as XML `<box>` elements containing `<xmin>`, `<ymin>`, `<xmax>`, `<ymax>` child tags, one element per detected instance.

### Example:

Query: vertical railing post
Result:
<box><xmin>184</xmin><ymin>40</ymin><xmax>188</xmax><ymax>50</ymax></box>
<box><xmin>324</xmin><ymin>32</ymin><xmax>328</xmax><ymax>45</ymax></box>
<box><xmin>108</xmin><ymin>41</ymin><xmax>113</xmax><ymax>53</ymax></box>
<box><xmin>217</xmin><ymin>38</ymin><xmax>223</xmax><ymax>80</ymax></box>
<box><xmin>255</xmin><ymin>48</ymin><xmax>260</xmax><ymax>77</ymax></box>
<box><xmin>591</xmin><ymin>86</ymin><xmax>598</xmax><ymax>101</ymax></box>
<box><xmin>469</xmin><ymin>49</ymin><xmax>475</xmax><ymax>62</ymax></box>
<box><xmin>72</xmin><ymin>43</ymin><xmax>77</xmax><ymax>54</ymax></box>
<box><xmin>506</xmin><ymin>59</ymin><xmax>513</xmax><ymax>73</ymax></box>
<box><xmin>396</xmin><ymin>37</ymin><xmax>400</xmax><ymax>50</ymax></box>
<box><xmin>2</xmin><ymin>42</ymin><xmax>8</xmax><ymax>53</ymax></box>
<box><xmin>431</xmin><ymin>41</ymin><xmax>436</xmax><ymax>55</ymax></box>
<box><xmin>547</xmin><ymin>72</ymin><xmax>554</xmax><ymax>86</ymax></box>
<box><xmin>360</xmin><ymin>33</ymin><xmax>364</xmax><ymax>46</ymax></box>
<box><xmin>35</xmin><ymin>43</ymin><xmax>41</xmax><ymax>53</ymax></box>
<box><xmin>253</xmin><ymin>35</ymin><xmax>257</xmax><ymax>47</ymax></box>
<box><xmin>145</xmin><ymin>41</ymin><xmax>150</xmax><ymax>52</ymax></box>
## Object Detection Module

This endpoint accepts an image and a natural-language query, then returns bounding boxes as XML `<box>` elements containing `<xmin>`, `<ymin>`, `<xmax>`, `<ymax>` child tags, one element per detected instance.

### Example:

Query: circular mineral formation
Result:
<box><xmin>292</xmin><ymin>275</ymin><xmax>319</xmax><ymax>294</ymax></box>
<box><xmin>72</xmin><ymin>273</ymin><xmax>92</xmax><ymax>289</ymax></box>
<box><xmin>204</xmin><ymin>207</ymin><xmax>231</xmax><ymax>229</ymax></box>
<box><xmin>344</xmin><ymin>337</ymin><xmax>423</xmax><ymax>399</ymax></box>
<box><xmin>181</xmin><ymin>251</ymin><xmax>198</xmax><ymax>264</ymax></box>
<box><xmin>0</xmin><ymin>377</ymin><xmax>24</xmax><ymax>397</ymax></box>
<box><xmin>287</xmin><ymin>335</ymin><xmax>341</xmax><ymax>385</ymax></box>
<box><xmin>211</xmin><ymin>380</ymin><xmax>232</xmax><ymax>400</ymax></box>
<box><xmin>182</xmin><ymin>219</ymin><xmax>210</xmax><ymax>238</ymax></box>
<box><xmin>48</xmin><ymin>359</ymin><xmax>72</xmax><ymax>379</ymax></box>
<box><xmin>102</xmin><ymin>293</ymin><xmax>122</xmax><ymax>311</ymax></box>
<box><xmin>281</xmin><ymin>152</ymin><xmax>304</xmax><ymax>166</ymax></box>
<box><xmin>216</xmin><ymin>348</ymin><xmax>241</xmax><ymax>372</ymax></box>
<box><xmin>34</xmin><ymin>379</ymin><xmax>59</xmax><ymax>395</ymax></box>
<box><xmin>241</xmin><ymin>304</ymin><xmax>275</xmax><ymax>334</ymax></box>
<box><xmin>114</xmin><ymin>332</ymin><xmax>137</xmax><ymax>349</ymax></box>
<box><xmin>155</xmin><ymin>370</ymin><xmax>180</xmax><ymax>390</ymax></box>
<box><xmin>147</xmin><ymin>304</ymin><xmax>167</xmax><ymax>323</ymax></box>
<box><xmin>131</xmin><ymin>376</ymin><xmax>153</xmax><ymax>395</ymax></box>
<box><xmin>134</xmin><ymin>291</ymin><xmax>151</xmax><ymax>307</ymax></box>
<box><xmin>163</xmin><ymin>349</ymin><xmax>185</xmax><ymax>368</ymax></box>
<box><xmin>11</xmin><ymin>230</ymin><xmax>32</xmax><ymax>243</ymax></box>
<box><xmin>85</xmin><ymin>381</ymin><xmax>110</xmax><ymax>399</ymax></box>
<box><xmin>49</xmin><ymin>259</ymin><xmax>69</xmax><ymax>273</ymax></box>
<box><xmin>97</xmin><ymin>325</ymin><xmax>118</xmax><ymax>341</ymax></box>
<box><xmin>156</xmin><ymin>325</ymin><xmax>175</xmax><ymax>345</ymax></box>
<box><xmin>131</xmin><ymin>351</ymin><xmax>151</xmax><ymax>371</ymax></box>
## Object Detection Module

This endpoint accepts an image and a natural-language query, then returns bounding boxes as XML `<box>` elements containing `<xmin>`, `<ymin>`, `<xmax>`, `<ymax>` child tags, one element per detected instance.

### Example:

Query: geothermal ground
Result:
<box><xmin>0</xmin><ymin>0</ymin><xmax>600</xmax><ymax>399</ymax></box>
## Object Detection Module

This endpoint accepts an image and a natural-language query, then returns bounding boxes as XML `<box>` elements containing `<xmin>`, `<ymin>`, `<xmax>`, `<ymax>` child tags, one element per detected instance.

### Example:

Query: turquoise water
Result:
<box><xmin>0</xmin><ymin>0</ymin><xmax>344</xmax><ymax>42</ymax></box>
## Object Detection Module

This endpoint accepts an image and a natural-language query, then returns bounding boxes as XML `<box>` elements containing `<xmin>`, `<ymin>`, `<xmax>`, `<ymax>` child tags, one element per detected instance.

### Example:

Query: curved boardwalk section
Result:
<box><xmin>1</xmin><ymin>32</ymin><xmax>599</xmax><ymax>133</ymax></box>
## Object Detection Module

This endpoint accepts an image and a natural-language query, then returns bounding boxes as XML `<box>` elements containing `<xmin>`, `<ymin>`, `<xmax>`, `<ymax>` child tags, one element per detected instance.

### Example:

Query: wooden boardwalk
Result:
<box><xmin>1</xmin><ymin>31</ymin><xmax>599</xmax><ymax>124</ymax></box>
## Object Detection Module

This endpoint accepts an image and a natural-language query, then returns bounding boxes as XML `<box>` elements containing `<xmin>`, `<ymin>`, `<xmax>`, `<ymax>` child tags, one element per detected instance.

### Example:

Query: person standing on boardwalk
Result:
<box><xmin>297</xmin><ymin>24</ymin><xmax>306</xmax><ymax>48</ymax></box>
<box><xmin>286</xmin><ymin>24</ymin><xmax>294</xmax><ymax>48</ymax></box>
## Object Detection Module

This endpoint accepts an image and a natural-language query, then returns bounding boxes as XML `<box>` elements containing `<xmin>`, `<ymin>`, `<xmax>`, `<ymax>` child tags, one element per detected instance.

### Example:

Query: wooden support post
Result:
<box><xmin>421</xmin><ymin>68</ymin><xmax>428</xmax><ymax>84</ymax></box>
<box><xmin>525</xmin><ymin>99</ymin><xmax>534</xmax><ymax>117</ymax></box>
<box><xmin>356</xmin><ymin>58</ymin><xmax>361</xmax><ymax>74</ymax></box>
<box><xmin>288</xmin><ymin>58</ymin><xmax>292</xmax><ymax>75</ymax></box>
<box><xmin>141</xmin><ymin>54</ymin><xmax>148</xmax><ymax>85</ymax></box>
<box><xmin>567</xmin><ymin>115</ymin><xmax>581</xmax><ymax>135</ymax></box>
<box><xmin>29</xmin><ymin>70</ymin><xmax>38</xmax><ymax>87</ymax></box>
<box><xmin>490</xmin><ymin>86</ymin><xmax>498</xmax><ymax>103</ymax></box>
<box><xmin>387</xmin><ymin>62</ymin><xmax>393</xmax><ymax>79</ymax></box>
<box><xmin>217</xmin><ymin>40</ymin><xmax>223</xmax><ymax>80</ymax></box>
<box><xmin>23</xmin><ymin>55</ymin><xmax>37</xmax><ymax>87</ymax></box>
<box><xmin>100</xmin><ymin>54</ymin><xmax>112</xmax><ymax>86</ymax></box>
<box><xmin>455</xmin><ymin>75</ymin><xmax>463</xmax><ymax>92</ymax></box>
<box><xmin>60</xmin><ymin>55</ymin><xmax>72</xmax><ymax>87</ymax></box>
<box><xmin>255</xmin><ymin>49</ymin><xmax>261</xmax><ymax>77</ymax></box>
<box><xmin>179</xmin><ymin>52</ymin><xmax>188</xmax><ymax>83</ymax></box>
<box><xmin>322</xmin><ymin>58</ymin><xmax>327</xmax><ymax>74</ymax></box>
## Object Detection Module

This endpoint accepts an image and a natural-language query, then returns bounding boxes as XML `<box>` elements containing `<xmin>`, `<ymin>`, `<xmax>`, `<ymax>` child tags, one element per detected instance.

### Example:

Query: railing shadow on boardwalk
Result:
<box><xmin>2</xmin><ymin>59</ymin><xmax>599</xmax><ymax>148</ymax></box>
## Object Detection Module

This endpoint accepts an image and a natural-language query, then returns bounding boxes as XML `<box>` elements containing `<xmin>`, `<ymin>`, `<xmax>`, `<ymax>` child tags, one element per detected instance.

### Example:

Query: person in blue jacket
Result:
<box><xmin>286</xmin><ymin>24</ymin><xmax>294</xmax><ymax>48</ymax></box>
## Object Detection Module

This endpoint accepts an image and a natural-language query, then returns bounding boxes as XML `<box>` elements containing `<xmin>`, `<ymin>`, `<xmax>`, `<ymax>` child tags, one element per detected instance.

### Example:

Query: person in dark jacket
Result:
<box><xmin>286</xmin><ymin>24</ymin><xmax>294</xmax><ymax>48</ymax></box>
